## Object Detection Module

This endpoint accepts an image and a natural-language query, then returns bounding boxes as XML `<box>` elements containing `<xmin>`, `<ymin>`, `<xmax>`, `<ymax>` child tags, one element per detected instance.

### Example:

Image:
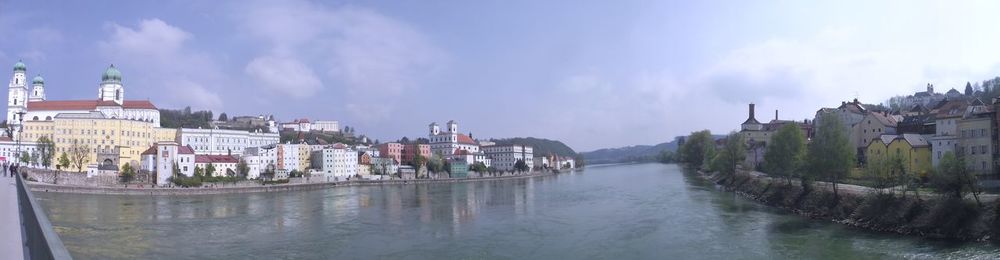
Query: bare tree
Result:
<box><xmin>69</xmin><ymin>139</ymin><xmax>91</xmax><ymax>172</ymax></box>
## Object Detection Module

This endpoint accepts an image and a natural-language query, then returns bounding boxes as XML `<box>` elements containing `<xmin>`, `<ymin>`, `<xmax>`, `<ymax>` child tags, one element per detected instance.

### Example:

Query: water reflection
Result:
<box><xmin>35</xmin><ymin>164</ymin><xmax>1000</xmax><ymax>259</ymax></box>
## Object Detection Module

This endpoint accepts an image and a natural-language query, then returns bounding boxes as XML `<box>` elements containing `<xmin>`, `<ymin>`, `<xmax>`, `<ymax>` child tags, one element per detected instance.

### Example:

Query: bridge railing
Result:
<box><xmin>16</xmin><ymin>173</ymin><xmax>73</xmax><ymax>260</ymax></box>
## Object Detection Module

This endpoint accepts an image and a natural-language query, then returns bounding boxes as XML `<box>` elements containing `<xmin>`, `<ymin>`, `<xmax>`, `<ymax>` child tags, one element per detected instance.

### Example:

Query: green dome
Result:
<box><xmin>13</xmin><ymin>60</ymin><xmax>26</xmax><ymax>72</ymax></box>
<box><xmin>101</xmin><ymin>64</ymin><xmax>122</xmax><ymax>82</ymax></box>
<box><xmin>32</xmin><ymin>75</ymin><xmax>43</xmax><ymax>85</ymax></box>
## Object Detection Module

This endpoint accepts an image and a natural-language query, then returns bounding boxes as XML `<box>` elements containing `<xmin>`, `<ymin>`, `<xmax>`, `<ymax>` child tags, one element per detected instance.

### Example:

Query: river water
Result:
<box><xmin>35</xmin><ymin>163</ymin><xmax>1000</xmax><ymax>259</ymax></box>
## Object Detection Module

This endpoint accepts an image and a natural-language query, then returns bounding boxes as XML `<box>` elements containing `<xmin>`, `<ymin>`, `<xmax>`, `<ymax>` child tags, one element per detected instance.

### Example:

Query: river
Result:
<box><xmin>35</xmin><ymin>163</ymin><xmax>1000</xmax><ymax>259</ymax></box>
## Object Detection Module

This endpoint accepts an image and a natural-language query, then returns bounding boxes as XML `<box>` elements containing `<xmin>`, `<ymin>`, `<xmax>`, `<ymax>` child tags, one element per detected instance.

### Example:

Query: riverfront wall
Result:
<box><xmin>28</xmin><ymin>171</ymin><xmax>558</xmax><ymax>196</ymax></box>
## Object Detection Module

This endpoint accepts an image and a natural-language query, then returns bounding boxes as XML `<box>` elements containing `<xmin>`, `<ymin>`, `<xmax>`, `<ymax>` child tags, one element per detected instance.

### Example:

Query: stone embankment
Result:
<box><xmin>27</xmin><ymin>171</ymin><xmax>560</xmax><ymax>196</ymax></box>
<box><xmin>701</xmin><ymin>169</ymin><xmax>1000</xmax><ymax>242</ymax></box>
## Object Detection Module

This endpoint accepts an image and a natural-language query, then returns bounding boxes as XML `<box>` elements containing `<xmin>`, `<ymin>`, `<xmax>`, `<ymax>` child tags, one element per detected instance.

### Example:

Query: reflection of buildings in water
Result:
<box><xmin>450</xmin><ymin>183</ymin><xmax>481</xmax><ymax>236</ymax></box>
<box><xmin>386</xmin><ymin>187</ymin><xmax>403</xmax><ymax>226</ymax></box>
<box><xmin>418</xmin><ymin>185</ymin><xmax>431</xmax><ymax>224</ymax></box>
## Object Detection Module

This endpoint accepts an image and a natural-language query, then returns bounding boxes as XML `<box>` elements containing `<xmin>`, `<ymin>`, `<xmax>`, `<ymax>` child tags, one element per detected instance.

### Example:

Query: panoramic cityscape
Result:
<box><xmin>6</xmin><ymin>0</ymin><xmax>1000</xmax><ymax>259</ymax></box>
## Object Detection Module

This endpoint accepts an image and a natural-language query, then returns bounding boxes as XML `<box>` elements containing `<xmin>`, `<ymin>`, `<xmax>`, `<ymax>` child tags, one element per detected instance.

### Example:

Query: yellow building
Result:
<box><xmin>40</xmin><ymin>112</ymin><xmax>176</xmax><ymax>169</ymax></box>
<box><xmin>865</xmin><ymin>134</ymin><xmax>931</xmax><ymax>177</ymax></box>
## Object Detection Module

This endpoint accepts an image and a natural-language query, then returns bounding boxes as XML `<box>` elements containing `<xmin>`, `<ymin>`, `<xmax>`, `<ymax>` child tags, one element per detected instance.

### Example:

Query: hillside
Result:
<box><xmin>581</xmin><ymin>135</ymin><xmax>724</xmax><ymax>165</ymax></box>
<box><xmin>490</xmin><ymin>137</ymin><xmax>577</xmax><ymax>157</ymax></box>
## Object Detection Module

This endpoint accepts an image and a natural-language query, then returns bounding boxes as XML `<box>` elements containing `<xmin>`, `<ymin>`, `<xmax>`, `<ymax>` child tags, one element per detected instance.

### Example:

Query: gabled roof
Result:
<box><xmin>935</xmin><ymin>99</ymin><xmax>969</xmax><ymax>119</ymax></box>
<box><xmin>898</xmin><ymin>133</ymin><xmax>929</xmax><ymax>148</ymax></box>
<box><xmin>27</xmin><ymin>99</ymin><xmax>157</xmax><ymax>111</ymax></box>
<box><xmin>457</xmin><ymin>134</ymin><xmax>477</xmax><ymax>145</ymax></box>
<box><xmin>195</xmin><ymin>155</ymin><xmax>238</xmax><ymax>164</ymax></box>
<box><xmin>867</xmin><ymin>112</ymin><xmax>898</xmax><ymax>127</ymax></box>
<box><xmin>878</xmin><ymin>134</ymin><xmax>897</xmax><ymax>145</ymax></box>
<box><xmin>141</xmin><ymin>144</ymin><xmax>194</xmax><ymax>156</ymax></box>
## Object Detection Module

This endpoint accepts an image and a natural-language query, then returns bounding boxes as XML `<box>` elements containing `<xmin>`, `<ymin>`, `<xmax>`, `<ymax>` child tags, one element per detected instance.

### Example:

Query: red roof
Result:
<box><xmin>141</xmin><ymin>144</ymin><xmax>195</xmax><ymax>155</ymax></box>
<box><xmin>27</xmin><ymin>99</ymin><xmax>157</xmax><ymax>111</ymax></box>
<box><xmin>456</xmin><ymin>134</ymin><xmax>476</xmax><ymax>145</ymax></box>
<box><xmin>195</xmin><ymin>155</ymin><xmax>238</xmax><ymax>164</ymax></box>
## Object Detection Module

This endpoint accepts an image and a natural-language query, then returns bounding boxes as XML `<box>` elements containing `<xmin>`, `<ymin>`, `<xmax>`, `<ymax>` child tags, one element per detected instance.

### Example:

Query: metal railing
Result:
<box><xmin>15</xmin><ymin>173</ymin><xmax>73</xmax><ymax>260</ymax></box>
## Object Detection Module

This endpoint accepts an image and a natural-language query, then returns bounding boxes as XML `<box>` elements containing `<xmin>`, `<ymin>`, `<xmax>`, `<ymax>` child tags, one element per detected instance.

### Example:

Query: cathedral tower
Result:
<box><xmin>29</xmin><ymin>74</ymin><xmax>45</xmax><ymax>102</ymax></box>
<box><xmin>7</xmin><ymin>60</ymin><xmax>28</xmax><ymax>128</ymax></box>
<box><xmin>98</xmin><ymin>64</ymin><xmax>124</xmax><ymax>105</ymax></box>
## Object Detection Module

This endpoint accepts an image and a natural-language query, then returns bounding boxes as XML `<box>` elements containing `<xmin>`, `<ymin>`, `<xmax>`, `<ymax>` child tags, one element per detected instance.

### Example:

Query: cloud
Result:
<box><xmin>99</xmin><ymin>19</ymin><xmax>226</xmax><ymax>111</ymax></box>
<box><xmin>244</xmin><ymin>56</ymin><xmax>322</xmax><ymax>98</ymax></box>
<box><xmin>237</xmin><ymin>1</ymin><xmax>445</xmax><ymax>118</ymax></box>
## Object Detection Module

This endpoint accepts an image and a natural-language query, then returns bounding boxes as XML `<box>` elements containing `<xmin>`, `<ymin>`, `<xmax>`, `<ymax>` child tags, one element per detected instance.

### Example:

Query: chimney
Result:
<box><xmin>748</xmin><ymin>103</ymin><xmax>756</xmax><ymax>121</ymax></box>
<box><xmin>775</xmin><ymin>110</ymin><xmax>778</xmax><ymax>121</ymax></box>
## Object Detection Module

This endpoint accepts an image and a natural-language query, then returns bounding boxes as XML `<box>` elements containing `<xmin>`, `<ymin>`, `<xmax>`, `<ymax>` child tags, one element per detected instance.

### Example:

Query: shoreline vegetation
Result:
<box><xmin>675</xmin><ymin>112</ymin><xmax>1000</xmax><ymax>242</ymax></box>
<box><xmin>26</xmin><ymin>170</ymin><xmax>563</xmax><ymax>196</ymax></box>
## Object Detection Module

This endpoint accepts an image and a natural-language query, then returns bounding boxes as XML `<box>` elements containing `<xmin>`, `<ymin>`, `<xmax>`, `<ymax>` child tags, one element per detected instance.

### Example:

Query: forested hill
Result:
<box><xmin>581</xmin><ymin>135</ymin><xmax>725</xmax><ymax>165</ymax></box>
<box><xmin>159</xmin><ymin>107</ymin><xmax>213</xmax><ymax>129</ymax></box>
<box><xmin>490</xmin><ymin>137</ymin><xmax>577</xmax><ymax>157</ymax></box>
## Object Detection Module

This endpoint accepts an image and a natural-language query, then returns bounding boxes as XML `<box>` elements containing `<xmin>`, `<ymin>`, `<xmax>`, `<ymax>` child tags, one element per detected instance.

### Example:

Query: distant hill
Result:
<box><xmin>489</xmin><ymin>137</ymin><xmax>577</xmax><ymax>157</ymax></box>
<box><xmin>159</xmin><ymin>107</ymin><xmax>212</xmax><ymax>129</ymax></box>
<box><xmin>581</xmin><ymin>135</ymin><xmax>724</xmax><ymax>165</ymax></box>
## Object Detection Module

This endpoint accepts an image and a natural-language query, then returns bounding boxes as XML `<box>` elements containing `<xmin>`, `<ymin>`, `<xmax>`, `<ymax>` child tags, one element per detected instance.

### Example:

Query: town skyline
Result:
<box><xmin>5</xmin><ymin>1</ymin><xmax>1000</xmax><ymax>151</ymax></box>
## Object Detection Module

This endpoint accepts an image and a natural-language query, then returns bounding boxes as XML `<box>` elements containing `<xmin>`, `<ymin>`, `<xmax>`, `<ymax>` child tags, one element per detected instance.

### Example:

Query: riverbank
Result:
<box><xmin>699</xmin><ymin>168</ymin><xmax>1000</xmax><ymax>242</ymax></box>
<box><xmin>27</xmin><ymin>171</ymin><xmax>560</xmax><ymax>196</ymax></box>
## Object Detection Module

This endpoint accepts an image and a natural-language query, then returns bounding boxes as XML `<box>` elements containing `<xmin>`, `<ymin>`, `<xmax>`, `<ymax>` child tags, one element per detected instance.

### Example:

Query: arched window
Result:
<box><xmin>32</xmin><ymin>116</ymin><xmax>38</xmax><ymax>121</ymax></box>
<box><xmin>115</xmin><ymin>89</ymin><xmax>121</xmax><ymax>100</ymax></box>
<box><xmin>45</xmin><ymin>116</ymin><xmax>51</xmax><ymax>120</ymax></box>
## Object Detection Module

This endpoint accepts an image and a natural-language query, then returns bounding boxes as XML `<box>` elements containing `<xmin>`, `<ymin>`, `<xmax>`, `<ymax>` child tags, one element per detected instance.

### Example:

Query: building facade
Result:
<box><xmin>176</xmin><ymin>128</ymin><xmax>279</xmax><ymax>156</ymax></box>
<box><xmin>312</xmin><ymin>143</ymin><xmax>358</xmax><ymax>178</ymax></box>
<box><xmin>483</xmin><ymin>144</ymin><xmax>533</xmax><ymax>171</ymax></box>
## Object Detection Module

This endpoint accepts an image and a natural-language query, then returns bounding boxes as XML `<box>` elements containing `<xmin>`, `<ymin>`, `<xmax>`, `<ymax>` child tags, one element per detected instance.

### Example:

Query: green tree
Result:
<box><xmin>194</xmin><ymin>166</ymin><xmax>204</xmax><ymax>178</ymax></box>
<box><xmin>469</xmin><ymin>162</ymin><xmax>488</xmax><ymax>173</ymax></box>
<box><xmin>57</xmin><ymin>152</ymin><xmax>70</xmax><ymax>170</ymax></box>
<box><xmin>19</xmin><ymin>151</ymin><xmax>30</xmax><ymax>164</ymax></box>
<box><xmin>864</xmin><ymin>156</ymin><xmax>906</xmax><ymax>195</ymax></box>
<box><xmin>120</xmin><ymin>163</ymin><xmax>136</xmax><ymax>183</ymax></box>
<box><xmin>678</xmin><ymin>130</ymin><xmax>715</xmax><ymax>169</ymax></box>
<box><xmin>807</xmin><ymin>113</ymin><xmax>856</xmax><ymax>200</ymax></box>
<box><xmin>237</xmin><ymin>158</ymin><xmax>249</xmax><ymax>179</ymax></box>
<box><xmin>36</xmin><ymin>136</ymin><xmax>55</xmax><ymax>168</ymax></box>
<box><xmin>218</xmin><ymin>112</ymin><xmax>228</xmax><ymax>122</ymax></box>
<box><xmin>205</xmin><ymin>163</ymin><xmax>216</xmax><ymax>177</ymax></box>
<box><xmin>764</xmin><ymin>124</ymin><xmax>806</xmax><ymax>186</ymax></box>
<box><xmin>709</xmin><ymin>132</ymin><xmax>746</xmax><ymax>181</ymax></box>
<box><xmin>514</xmin><ymin>159</ymin><xmax>529</xmax><ymax>172</ymax></box>
<box><xmin>658</xmin><ymin>150</ymin><xmax>677</xmax><ymax>163</ymax></box>
<box><xmin>931</xmin><ymin>152</ymin><xmax>981</xmax><ymax>206</ymax></box>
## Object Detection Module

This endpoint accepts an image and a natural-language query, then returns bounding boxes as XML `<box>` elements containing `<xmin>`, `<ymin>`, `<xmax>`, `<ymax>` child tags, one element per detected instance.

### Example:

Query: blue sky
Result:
<box><xmin>3</xmin><ymin>1</ymin><xmax>1000</xmax><ymax>151</ymax></box>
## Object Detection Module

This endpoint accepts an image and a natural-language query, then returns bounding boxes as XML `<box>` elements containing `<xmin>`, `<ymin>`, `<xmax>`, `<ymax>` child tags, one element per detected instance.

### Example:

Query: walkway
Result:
<box><xmin>0</xmin><ymin>174</ymin><xmax>24</xmax><ymax>259</ymax></box>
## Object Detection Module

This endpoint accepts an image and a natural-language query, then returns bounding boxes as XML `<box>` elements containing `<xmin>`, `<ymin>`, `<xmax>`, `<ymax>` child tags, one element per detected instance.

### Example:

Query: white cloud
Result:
<box><xmin>245</xmin><ymin>55</ymin><xmax>322</xmax><ymax>98</ymax></box>
<box><xmin>99</xmin><ymin>19</ymin><xmax>226</xmax><ymax>111</ymax></box>
<box><xmin>237</xmin><ymin>1</ymin><xmax>445</xmax><ymax>118</ymax></box>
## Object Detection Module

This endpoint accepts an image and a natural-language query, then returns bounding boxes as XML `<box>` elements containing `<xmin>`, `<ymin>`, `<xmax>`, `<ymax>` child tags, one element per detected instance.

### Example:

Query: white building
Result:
<box><xmin>483</xmin><ymin>145</ymin><xmax>533</xmax><ymax>171</ymax></box>
<box><xmin>313</xmin><ymin>120</ymin><xmax>340</xmax><ymax>132</ymax></box>
<box><xmin>8</xmin><ymin>61</ymin><xmax>160</xmax><ymax>140</ymax></box>
<box><xmin>311</xmin><ymin>143</ymin><xmax>358</xmax><ymax>178</ymax></box>
<box><xmin>428</xmin><ymin>120</ymin><xmax>481</xmax><ymax>156</ymax></box>
<box><xmin>0</xmin><ymin>137</ymin><xmax>38</xmax><ymax>165</ymax></box>
<box><xmin>244</xmin><ymin>145</ymin><xmax>277</xmax><ymax>179</ymax></box>
<box><xmin>195</xmin><ymin>154</ymin><xmax>239</xmax><ymax>177</ymax></box>
<box><xmin>177</xmin><ymin>128</ymin><xmax>279</xmax><ymax>156</ymax></box>
<box><xmin>139</xmin><ymin>142</ymin><xmax>196</xmax><ymax>186</ymax></box>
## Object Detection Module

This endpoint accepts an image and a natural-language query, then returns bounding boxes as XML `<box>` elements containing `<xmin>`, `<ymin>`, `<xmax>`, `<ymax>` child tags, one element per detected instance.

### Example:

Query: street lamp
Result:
<box><xmin>15</xmin><ymin>111</ymin><xmax>25</xmax><ymax>171</ymax></box>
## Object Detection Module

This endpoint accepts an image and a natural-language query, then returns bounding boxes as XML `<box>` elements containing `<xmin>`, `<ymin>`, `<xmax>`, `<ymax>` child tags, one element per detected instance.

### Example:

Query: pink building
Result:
<box><xmin>402</xmin><ymin>144</ymin><xmax>431</xmax><ymax>165</ymax></box>
<box><xmin>377</xmin><ymin>143</ymin><xmax>403</xmax><ymax>164</ymax></box>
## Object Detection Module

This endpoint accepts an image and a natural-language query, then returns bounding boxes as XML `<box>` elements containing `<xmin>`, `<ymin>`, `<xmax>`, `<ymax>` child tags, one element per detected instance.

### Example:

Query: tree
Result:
<box><xmin>218</xmin><ymin>112</ymin><xmax>228</xmax><ymax>122</ymax></box>
<box><xmin>57</xmin><ymin>152</ymin><xmax>70</xmax><ymax>170</ymax></box>
<box><xmin>965</xmin><ymin>82</ymin><xmax>973</xmax><ymax>96</ymax></box>
<box><xmin>807</xmin><ymin>113</ymin><xmax>856</xmax><ymax>200</ymax></box>
<box><xmin>120</xmin><ymin>163</ymin><xmax>136</xmax><ymax>183</ymax></box>
<box><xmin>678</xmin><ymin>130</ymin><xmax>715</xmax><ymax>169</ymax></box>
<box><xmin>469</xmin><ymin>162</ymin><xmax>487</xmax><ymax>173</ymax></box>
<box><xmin>657</xmin><ymin>150</ymin><xmax>677</xmax><ymax>163</ymax></box>
<box><xmin>194</xmin><ymin>165</ymin><xmax>204</xmax><ymax>177</ymax></box>
<box><xmin>930</xmin><ymin>152</ymin><xmax>981</xmax><ymax>206</ymax></box>
<box><xmin>514</xmin><ymin>159</ymin><xmax>529</xmax><ymax>172</ymax></box>
<box><xmin>69</xmin><ymin>139</ymin><xmax>91</xmax><ymax>172</ymax></box>
<box><xmin>864</xmin><ymin>156</ymin><xmax>905</xmax><ymax>195</ymax></box>
<box><xmin>710</xmin><ymin>132</ymin><xmax>745</xmax><ymax>181</ymax></box>
<box><xmin>19</xmin><ymin>151</ymin><xmax>30</xmax><ymax>165</ymax></box>
<box><xmin>205</xmin><ymin>163</ymin><xmax>216</xmax><ymax>178</ymax></box>
<box><xmin>764</xmin><ymin>123</ymin><xmax>806</xmax><ymax>186</ymax></box>
<box><xmin>36</xmin><ymin>136</ymin><xmax>55</xmax><ymax>168</ymax></box>
<box><xmin>237</xmin><ymin>158</ymin><xmax>249</xmax><ymax>179</ymax></box>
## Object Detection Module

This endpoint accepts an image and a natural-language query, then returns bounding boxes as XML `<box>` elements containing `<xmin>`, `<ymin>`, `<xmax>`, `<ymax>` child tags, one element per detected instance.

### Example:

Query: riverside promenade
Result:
<box><xmin>28</xmin><ymin>170</ymin><xmax>566</xmax><ymax>196</ymax></box>
<box><xmin>1</xmin><ymin>175</ymin><xmax>24</xmax><ymax>259</ymax></box>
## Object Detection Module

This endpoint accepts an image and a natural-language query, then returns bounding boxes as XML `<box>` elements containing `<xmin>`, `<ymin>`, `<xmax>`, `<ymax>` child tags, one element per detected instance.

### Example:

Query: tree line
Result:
<box><xmin>675</xmin><ymin>113</ymin><xmax>980</xmax><ymax>203</ymax></box>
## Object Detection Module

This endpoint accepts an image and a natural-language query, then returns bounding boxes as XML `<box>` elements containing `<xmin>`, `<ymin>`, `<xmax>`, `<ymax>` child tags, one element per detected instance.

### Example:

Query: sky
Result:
<box><xmin>3</xmin><ymin>0</ymin><xmax>1000</xmax><ymax>152</ymax></box>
